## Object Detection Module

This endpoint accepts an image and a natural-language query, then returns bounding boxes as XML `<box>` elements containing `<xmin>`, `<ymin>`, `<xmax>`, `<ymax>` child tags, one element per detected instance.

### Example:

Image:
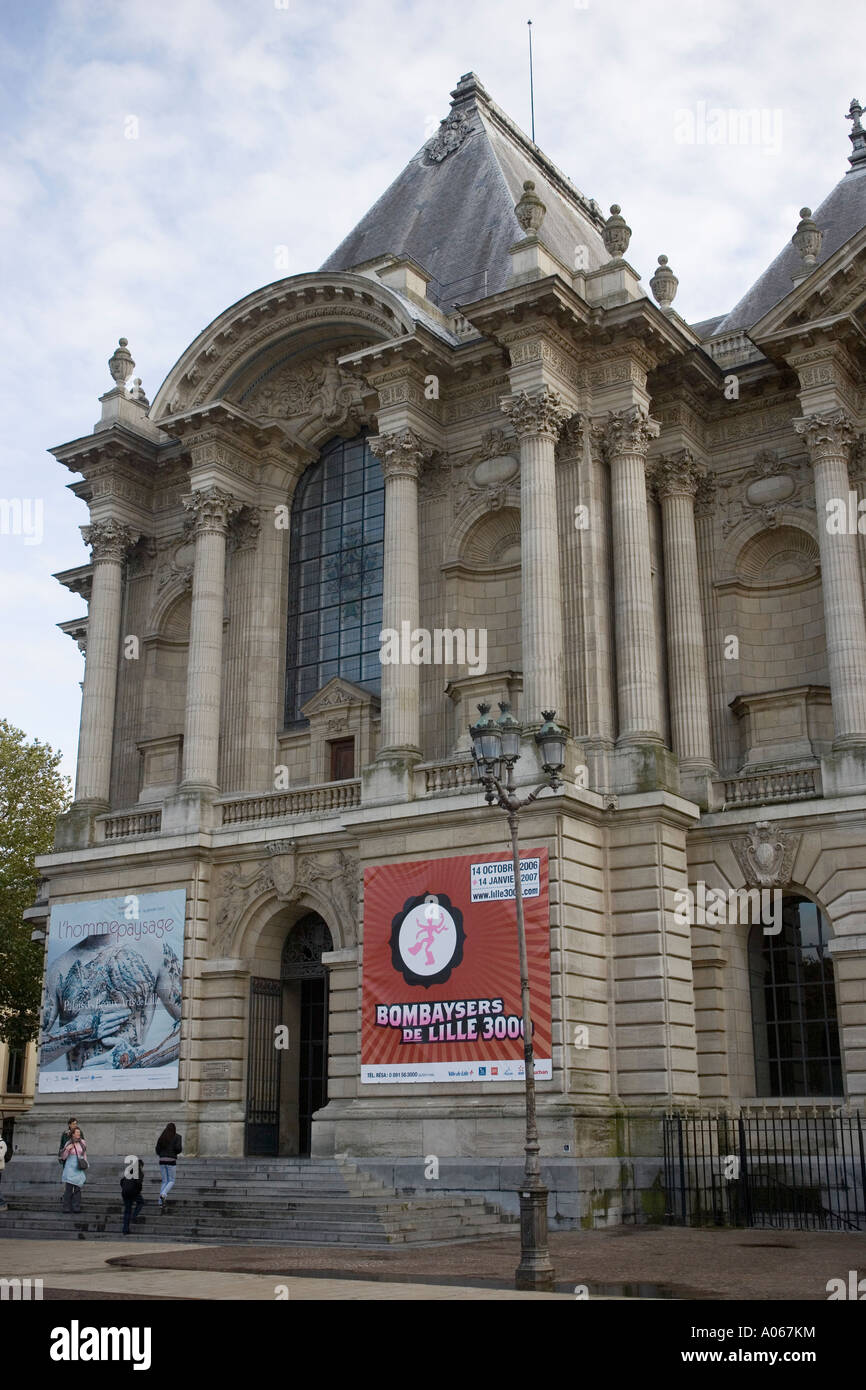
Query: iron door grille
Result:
<box><xmin>298</xmin><ymin>975</ymin><xmax>329</xmax><ymax>1156</ymax></box>
<box><xmin>245</xmin><ymin>977</ymin><xmax>282</xmax><ymax>1156</ymax></box>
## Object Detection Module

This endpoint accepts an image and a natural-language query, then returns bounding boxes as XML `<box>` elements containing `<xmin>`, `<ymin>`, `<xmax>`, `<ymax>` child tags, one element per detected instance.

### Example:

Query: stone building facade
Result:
<box><xmin>19</xmin><ymin>74</ymin><xmax>866</xmax><ymax>1217</ymax></box>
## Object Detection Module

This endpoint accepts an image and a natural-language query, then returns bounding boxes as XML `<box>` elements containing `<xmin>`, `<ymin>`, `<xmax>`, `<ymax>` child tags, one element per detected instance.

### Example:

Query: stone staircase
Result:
<box><xmin>0</xmin><ymin>1156</ymin><xmax>518</xmax><ymax>1247</ymax></box>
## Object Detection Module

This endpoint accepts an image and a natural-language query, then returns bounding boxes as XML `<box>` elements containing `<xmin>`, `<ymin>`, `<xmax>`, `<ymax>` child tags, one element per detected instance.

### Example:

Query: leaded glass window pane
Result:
<box><xmin>749</xmin><ymin>896</ymin><xmax>842</xmax><ymax>1097</ymax></box>
<box><xmin>285</xmin><ymin>434</ymin><xmax>383</xmax><ymax>725</ymax></box>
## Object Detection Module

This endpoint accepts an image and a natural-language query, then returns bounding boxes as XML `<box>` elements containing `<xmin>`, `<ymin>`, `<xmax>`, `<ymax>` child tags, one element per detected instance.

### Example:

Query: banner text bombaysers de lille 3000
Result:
<box><xmin>361</xmin><ymin>849</ymin><xmax>551</xmax><ymax>1083</ymax></box>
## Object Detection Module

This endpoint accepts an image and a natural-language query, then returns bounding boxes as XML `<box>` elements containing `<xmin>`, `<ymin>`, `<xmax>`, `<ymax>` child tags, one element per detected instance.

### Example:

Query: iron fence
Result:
<box><xmin>663</xmin><ymin>1109</ymin><xmax>866</xmax><ymax>1231</ymax></box>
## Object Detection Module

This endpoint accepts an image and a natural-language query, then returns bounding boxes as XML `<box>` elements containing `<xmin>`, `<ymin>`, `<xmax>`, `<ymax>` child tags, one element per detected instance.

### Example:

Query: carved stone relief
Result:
<box><xmin>212</xmin><ymin>843</ymin><xmax>359</xmax><ymax>957</ymax></box>
<box><xmin>243</xmin><ymin>345</ymin><xmax>370</xmax><ymax>434</ymax></box>
<box><xmin>732</xmin><ymin>821</ymin><xmax>801</xmax><ymax>888</ymax></box>
<box><xmin>448</xmin><ymin>428</ymin><xmax>519</xmax><ymax>522</ymax></box>
<box><xmin>716</xmin><ymin>449</ymin><xmax>813</xmax><ymax>535</ymax></box>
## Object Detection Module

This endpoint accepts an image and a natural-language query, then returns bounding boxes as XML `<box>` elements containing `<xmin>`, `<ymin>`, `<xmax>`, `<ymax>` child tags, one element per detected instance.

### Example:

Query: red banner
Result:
<box><xmin>361</xmin><ymin>849</ymin><xmax>551</xmax><ymax>1083</ymax></box>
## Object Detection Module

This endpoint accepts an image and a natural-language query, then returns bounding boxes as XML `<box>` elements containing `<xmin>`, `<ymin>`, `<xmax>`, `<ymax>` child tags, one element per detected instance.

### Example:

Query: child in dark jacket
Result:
<box><xmin>120</xmin><ymin>1158</ymin><xmax>144</xmax><ymax>1235</ymax></box>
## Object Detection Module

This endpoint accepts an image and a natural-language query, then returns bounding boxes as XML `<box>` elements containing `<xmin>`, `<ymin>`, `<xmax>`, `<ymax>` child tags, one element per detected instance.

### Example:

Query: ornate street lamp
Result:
<box><xmin>469</xmin><ymin>700</ymin><xmax>566</xmax><ymax>1291</ymax></box>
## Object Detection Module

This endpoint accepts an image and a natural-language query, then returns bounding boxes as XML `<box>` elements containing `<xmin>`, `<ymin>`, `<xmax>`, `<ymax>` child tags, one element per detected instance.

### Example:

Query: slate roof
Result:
<box><xmin>712</xmin><ymin>161</ymin><xmax>866</xmax><ymax>337</ymax></box>
<box><xmin>689</xmin><ymin>314</ymin><xmax>725</xmax><ymax>340</ymax></box>
<box><xmin>320</xmin><ymin>72</ymin><xmax>613</xmax><ymax>309</ymax></box>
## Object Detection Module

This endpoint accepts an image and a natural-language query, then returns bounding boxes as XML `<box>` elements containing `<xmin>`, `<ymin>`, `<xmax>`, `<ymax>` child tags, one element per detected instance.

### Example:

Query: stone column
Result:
<box><xmin>794</xmin><ymin>410</ymin><xmax>866</xmax><ymax>745</ymax></box>
<box><xmin>181</xmin><ymin>486</ymin><xmax>241</xmax><ymax>794</ymax></box>
<box><xmin>652</xmin><ymin>451</ymin><xmax>714</xmax><ymax>771</ymax></box>
<box><xmin>74</xmin><ymin>519</ymin><xmax>138</xmax><ymax>807</ymax></box>
<box><xmin>368</xmin><ymin>429</ymin><xmax>432</xmax><ymax>758</ymax></box>
<box><xmin>502</xmin><ymin>388</ymin><xmax>569</xmax><ymax>721</ymax></box>
<box><xmin>603</xmin><ymin>406</ymin><xmax>662</xmax><ymax>742</ymax></box>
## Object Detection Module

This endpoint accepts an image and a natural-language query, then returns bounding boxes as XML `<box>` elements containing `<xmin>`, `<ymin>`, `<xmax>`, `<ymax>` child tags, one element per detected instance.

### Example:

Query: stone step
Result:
<box><xmin>0</xmin><ymin>1219</ymin><xmax>511</xmax><ymax>1247</ymax></box>
<box><xmin>2</xmin><ymin>1200</ymin><xmax>508</xmax><ymax>1230</ymax></box>
<box><xmin>0</xmin><ymin>1156</ymin><xmax>516</xmax><ymax>1247</ymax></box>
<box><xmin>0</xmin><ymin>1191</ymin><xmax>515</xmax><ymax>1213</ymax></box>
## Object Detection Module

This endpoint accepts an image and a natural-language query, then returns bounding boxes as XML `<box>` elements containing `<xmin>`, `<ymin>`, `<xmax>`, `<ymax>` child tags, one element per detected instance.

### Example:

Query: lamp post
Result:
<box><xmin>469</xmin><ymin>700</ymin><xmax>566</xmax><ymax>1292</ymax></box>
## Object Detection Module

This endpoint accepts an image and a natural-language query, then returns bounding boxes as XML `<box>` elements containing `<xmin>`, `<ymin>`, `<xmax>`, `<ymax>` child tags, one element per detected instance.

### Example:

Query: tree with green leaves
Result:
<box><xmin>0</xmin><ymin>719</ymin><xmax>71</xmax><ymax>1048</ymax></box>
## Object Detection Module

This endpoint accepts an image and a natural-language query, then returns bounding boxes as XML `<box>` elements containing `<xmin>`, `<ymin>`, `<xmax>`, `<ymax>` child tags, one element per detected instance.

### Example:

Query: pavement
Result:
<box><xmin>1</xmin><ymin>1226</ymin><xmax>864</xmax><ymax>1300</ymax></box>
<box><xmin>0</xmin><ymin>1239</ymin><xmax>570</xmax><ymax>1300</ymax></box>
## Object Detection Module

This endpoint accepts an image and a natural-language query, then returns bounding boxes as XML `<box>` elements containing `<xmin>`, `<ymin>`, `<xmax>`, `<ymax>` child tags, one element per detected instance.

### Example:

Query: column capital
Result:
<box><xmin>182</xmin><ymin>485</ymin><xmax>243</xmax><ymax>535</ymax></box>
<box><xmin>556</xmin><ymin>412</ymin><xmax>589</xmax><ymax>459</ymax></box>
<box><xmin>80</xmin><ymin>518</ymin><xmax>140</xmax><ymax>562</ymax></box>
<box><xmin>793</xmin><ymin>408</ymin><xmax>856</xmax><ymax>462</ymax></box>
<box><xmin>649</xmin><ymin>449</ymin><xmax>704</xmax><ymax>500</ymax></box>
<box><xmin>228</xmin><ymin>507</ymin><xmax>262</xmax><ymax>553</ymax></box>
<box><xmin>849</xmin><ymin>434</ymin><xmax>866</xmax><ymax>486</ymax></box>
<box><xmin>501</xmin><ymin>387</ymin><xmax>569</xmax><ymax>441</ymax></box>
<box><xmin>602</xmin><ymin>404</ymin><xmax>660</xmax><ymax>463</ymax></box>
<box><xmin>368</xmin><ymin>428</ymin><xmax>434</xmax><ymax>481</ymax></box>
<box><xmin>694</xmin><ymin>472</ymin><xmax>718</xmax><ymax>519</ymax></box>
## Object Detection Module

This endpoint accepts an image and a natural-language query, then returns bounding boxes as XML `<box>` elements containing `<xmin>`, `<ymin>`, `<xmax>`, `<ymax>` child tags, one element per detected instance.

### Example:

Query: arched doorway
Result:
<box><xmin>244</xmin><ymin>912</ymin><xmax>333</xmax><ymax>1156</ymax></box>
<box><xmin>749</xmin><ymin>894</ymin><xmax>842</xmax><ymax>1097</ymax></box>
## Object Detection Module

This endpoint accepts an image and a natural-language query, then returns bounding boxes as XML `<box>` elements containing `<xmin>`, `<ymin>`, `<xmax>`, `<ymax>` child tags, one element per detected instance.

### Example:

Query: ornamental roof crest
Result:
<box><xmin>423</xmin><ymin>108</ymin><xmax>475</xmax><ymax>164</ymax></box>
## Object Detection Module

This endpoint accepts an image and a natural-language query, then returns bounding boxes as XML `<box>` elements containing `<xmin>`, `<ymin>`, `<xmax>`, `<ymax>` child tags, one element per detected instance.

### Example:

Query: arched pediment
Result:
<box><xmin>735</xmin><ymin>524</ymin><xmax>821</xmax><ymax>585</ymax></box>
<box><xmin>444</xmin><ymin>497</ymin><xmax>521</xmax><ymax>569</ymax></box>
<box><xmin>716</xmin><ymin>511</ymin><xmax>820</xmax><ymax>586</ymax></box>
<box><xmin>150</xmin><ymin>271</ymin><xmax>418</xmax><ymax>421</ymax></box>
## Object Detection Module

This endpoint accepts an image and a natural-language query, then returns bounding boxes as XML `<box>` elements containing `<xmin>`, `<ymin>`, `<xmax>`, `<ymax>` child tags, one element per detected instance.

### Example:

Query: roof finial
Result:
<box><xmin>515</xmin><ymin>179</ymin><xmax>546</xmax><ymax>235</ymax></box>
<box><xmin>108</xmin><ymin>337</ymin><xmax>134</xmax><ymax>388</ymax></box>
<box><xmin>527</xmin><ymin>20</ymin><xmax>536</xmax><ymax>144</ymax></box>
<box><xmin>791</xmin><ymin>207</ymin><xmax>822</xmax><ymax>273</ymax></box>
<box><xmin>131</xmin><ymin>377</ymin><xmax>150</xmax><ymax>407</ymax></box>
<box><xmin>649</xmin><ymin>254</ymin><xmax>678</xmax><ymax>309</ymax></box>
<box><xmin>601</xmin><ymin>204</ymin><xmax>631</xmax><ymax>261</ymax></box>
<box><xmin>846</xmin><ymin>97</ymin><xmax>866</xmax><ymax>167</ymax></box>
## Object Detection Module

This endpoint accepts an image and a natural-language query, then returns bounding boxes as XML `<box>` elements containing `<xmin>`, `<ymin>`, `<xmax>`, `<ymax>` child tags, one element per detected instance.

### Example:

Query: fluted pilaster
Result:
<box><xmin>651</xmin><ymin>451</ymin><xmax>713</xmax><ymax>770</ymax></box>
<box><xmin>368</xmin><ymin>429</ymin><xmax>432</xmax><ymax>757</ymax></box>
<box><xmin>502</xmin><ymin>388</ymin><xmax>569</xmax><ymax>720</ymax></box>
<box><xmin>603</xmin><ymin>406</ymin><xmax>662</xmax><ymax>742</ymax></box>
<box><xmin>794</xmin><ymin>410</ymin><xmax>866</xmax><ymax>745</ymax></box>
<box><xmin>693</xmin><ymin>473</ymin><xmax>737</xmax><ymax>774</ymax></box>
<box><xmin>74</xmin><ymin>519</ymin><xmax>139</xmax><ymax>806</ymax></box>
<box><xmin>181</xmin><ymin>486</ymin><xmax>241</xmax><ymax>792</ymax></box>
<box><xmin>221</xmin><ymin>508</ymin><xmax>261</xmax><ymax>793</ymax></box>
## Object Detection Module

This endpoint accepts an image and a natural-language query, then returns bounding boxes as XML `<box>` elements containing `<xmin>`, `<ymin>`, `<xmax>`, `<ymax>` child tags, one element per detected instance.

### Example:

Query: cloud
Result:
<box><xmin>2</xmin><ymin>0</ymin><xmax>862</xmax><ymax>782</ymax></box>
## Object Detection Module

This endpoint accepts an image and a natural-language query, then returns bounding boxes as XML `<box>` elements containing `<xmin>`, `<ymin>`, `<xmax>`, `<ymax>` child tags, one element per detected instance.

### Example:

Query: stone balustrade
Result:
<box><xmin>418</xmin><ymin>758</ymin><xmax>477</xmax><ymax>795</ymax></box>
<box><xmin>100</xmin><ymin>809</ymin><xmax>163</xmax><ymax>840</ymax></box>
<box><xmin>718</xmin><ymin>766</ymin><xmax>822</xmax><ymax>808</ymax></box>
<box><xmin>219</xmin><ymin>780</ymin><xmax>361</xmax><ymax>825</ymax></box>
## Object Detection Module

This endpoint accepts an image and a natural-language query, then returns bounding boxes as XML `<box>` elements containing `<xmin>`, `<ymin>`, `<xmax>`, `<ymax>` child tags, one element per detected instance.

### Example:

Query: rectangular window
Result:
<box><xmin>5</xmin><ymin>1048</ymin><xmax>24</xmax><ymax>1094</ymax></box>
<box><xmin>329</xmin><ymin>738</ymin><xmax>355</xmax><ymax>782</ymax></box>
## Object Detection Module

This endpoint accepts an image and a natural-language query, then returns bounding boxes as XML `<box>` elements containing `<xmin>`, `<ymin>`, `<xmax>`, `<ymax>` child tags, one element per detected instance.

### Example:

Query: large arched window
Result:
<box><xmin>284</xmin><ymin>434</ymin><xmax>384</xmax><ymax>725</ymax></box>
<box><xmin>749</xmin><ymin>895</ymin><xmax>842</xmax><ymax>1097</ymax></box>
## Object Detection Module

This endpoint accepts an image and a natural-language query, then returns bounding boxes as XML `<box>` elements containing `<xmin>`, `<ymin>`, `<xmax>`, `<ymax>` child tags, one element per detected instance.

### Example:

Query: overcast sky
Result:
<box><xmin>1</xmin><ymin>0</ymin><xmax>861</xmax><ymax>787</ymax></box>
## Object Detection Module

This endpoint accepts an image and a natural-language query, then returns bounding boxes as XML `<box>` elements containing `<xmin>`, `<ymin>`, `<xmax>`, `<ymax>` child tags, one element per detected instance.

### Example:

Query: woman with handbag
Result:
<box><xmin>60</xmin><ymin>1126</ymin><xmax>88</xmax><ymax>1214</ymax></box>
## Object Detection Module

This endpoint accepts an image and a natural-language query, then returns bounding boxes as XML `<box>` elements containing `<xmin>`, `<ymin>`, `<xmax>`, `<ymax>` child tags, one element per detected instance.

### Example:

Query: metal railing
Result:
<box><xmin>664</xmin><ymin>1109</ymin><xmax>866</xmax><ymax>1231</ymax></box>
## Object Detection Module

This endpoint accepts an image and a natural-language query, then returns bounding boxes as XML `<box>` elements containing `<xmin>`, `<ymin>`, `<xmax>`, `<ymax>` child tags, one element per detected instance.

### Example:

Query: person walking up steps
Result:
<box><xmin>121</xmin><ymin>1157</ymin><xmax>145</xmax><ymax>1234</ymax></box>
<box><xmin>60</xmin><ymin>1126</ymin><xmax>88</xmax><ymax>1215</ymax></box>
<box><xmin>155</xmin><ymin>1122</ymin><xmax>182</xmax><ymax>1213</ymax></box>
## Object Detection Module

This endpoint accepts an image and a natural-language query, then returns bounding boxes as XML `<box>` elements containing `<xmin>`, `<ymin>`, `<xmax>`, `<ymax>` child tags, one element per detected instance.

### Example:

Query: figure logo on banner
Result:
<box><xmin>390</xmin><ymin>892</ymin><xmax>465</xmax><ymax>987</ymax></box>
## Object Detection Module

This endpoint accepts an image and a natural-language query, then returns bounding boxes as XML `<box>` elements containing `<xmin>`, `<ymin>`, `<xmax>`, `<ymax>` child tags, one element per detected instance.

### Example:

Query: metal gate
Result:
<box><xmin>283</xmin><ymin>914</ymin><xmax>332</xmax><ymax>1156</ymax></box>
<box><xmin>664</xmin><ymin>1110</ymin><xmax>866</xmax><ymax>1230</ymax></box>
<box><xmin>245</xmin><ymin>977</ymin><xmax>282</xmax><ymax>1156</ymax></box>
